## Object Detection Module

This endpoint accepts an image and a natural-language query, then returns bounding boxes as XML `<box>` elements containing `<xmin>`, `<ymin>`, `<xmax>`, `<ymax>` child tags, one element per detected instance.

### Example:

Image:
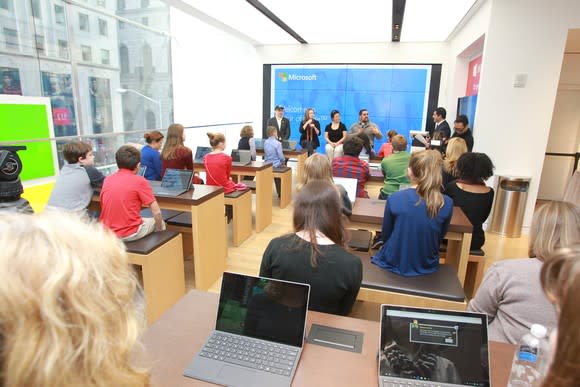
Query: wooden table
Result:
<box><xmin>138</xmin><ymin>290</ymin><xmax>515</xmax><ymax>387</ymax></box>
<box><xmin>256</xmin><ymin>148</ymin><xmax>308</xmax><ymax>182</ymax></box>
<box><xmin>350</xmin><ymin>198</ymin><xmax>473</xmax><ymax>287</ymax></box>
<box><xmin>91</xmin><ymin>185</ymin><xmax>226</xmax><ymax>291</ymax></box>
<box><xmin>194</xmin><ymin>161</ymin><xmax>273</xmax><ymax>233</ymax></box>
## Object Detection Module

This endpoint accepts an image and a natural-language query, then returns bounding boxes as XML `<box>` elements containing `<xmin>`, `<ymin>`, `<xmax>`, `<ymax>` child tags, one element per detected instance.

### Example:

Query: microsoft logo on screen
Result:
<box><xmin>278</xmin><ymin>72</ymin><xmax>317</xmax><ymax>82</ymax></box>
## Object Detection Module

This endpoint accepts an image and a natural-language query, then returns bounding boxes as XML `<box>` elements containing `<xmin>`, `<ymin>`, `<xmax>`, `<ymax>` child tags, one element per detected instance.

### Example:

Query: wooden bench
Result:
<box><xmin>273</xmin><ymin>166</ymin><xmax>292</xmax><ymax>208</ymax></box>
<box><xmin>353</xmin><ymin>251</ymin><xmax>467</xmax><ymax>311</ymax></box>
<box><xmin>124</xmin><ymin>230</ymin><xmax>185</xmax><ymax>324</ymax></box>
<box><xmin>167</xmin><ymin>190</ymin><xmax>252</xmax><ymax>247</ymax></box>
<box><xmin>224</xmin><ymin>189</ymin><xmax>252</xmax><ymax>246</ymax></box>
<box><xmin>440</xmin><ymin>248</ymin><xmax>486</xmax><ymax>298</ymax></box>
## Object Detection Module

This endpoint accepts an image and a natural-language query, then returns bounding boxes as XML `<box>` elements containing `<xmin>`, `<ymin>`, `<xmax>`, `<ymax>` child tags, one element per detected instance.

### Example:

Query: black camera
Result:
<box><xmin>0</xmin><ymin>145</ymin><xmax>26</xmax><ymax>200</ymax></box>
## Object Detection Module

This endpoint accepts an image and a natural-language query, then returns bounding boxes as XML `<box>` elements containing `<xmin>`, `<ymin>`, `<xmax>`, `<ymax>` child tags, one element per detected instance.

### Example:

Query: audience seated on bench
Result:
<box><xmin>468</xmin><ymin>201</ymin><xmax>579</xmax><ymax>344</ymax></box>
<box><xmin>260</xmin><ymin>180</ymin><xmax>362</xmax><ymax>316</ymax></box>
<box><xmin>100</xmin><ymin>145</ymin><xmax>166</xmax><ymax>242</ymax></box>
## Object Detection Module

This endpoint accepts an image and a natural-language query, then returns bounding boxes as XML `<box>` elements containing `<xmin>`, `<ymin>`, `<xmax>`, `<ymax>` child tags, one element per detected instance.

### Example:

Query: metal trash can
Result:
<box><xmin>488</xmin><ymin>176</ymin><xmax>531</xmax><ymax>238</ymax></box>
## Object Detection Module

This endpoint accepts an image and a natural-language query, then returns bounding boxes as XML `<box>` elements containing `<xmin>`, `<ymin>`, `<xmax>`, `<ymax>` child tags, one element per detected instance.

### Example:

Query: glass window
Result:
<box><xmin>0</xmin><ymin>0</ymin><xmax>13</xmax><ymax>11</ymax></box>
<box><xmin>141</xmin><ymin>17</ymin><xmax>148</xmax><ymax>26</ymax></box>
<box><xmin>118</xmin><ymin>20</ymin><xmax>125</xmax><ymax>29</ymax></box>
<box><xmin>101</xmin><ymin>49</ymin><xmax>110</xmax><ymax>65</ymax></box>
<box><xmin>141</xmin><ymin>0</ymin><xmax>150</xmax><ymax>8</ymax></box>
<box><xmin>79</xmin><ymin>13</ymin><xmax>89</xmax><ymax>32</ymax></box>
<box><xmin>31</xmin><ymin>0</ymin><xmax>41</xmax><ymax>18</ymax></box>
<box><xmin>119</xmin><ymin>44</ymin><xmax>129</xmax><ymax>73</ymax></box>
<box><xmin>58</xmin><ymin>40</ymin><xmax>69</xmax><ymax>59</ymax></box>
<box><xmin>54</xmin><ymin>4</ymin><xmax>65</xmax><ymax>25</ymax></box>
<box><xmin>99</xmin><ymin>19</ymin><xmax>108</xmax><ymax>36</ymax></box>
<box><xmin>81</xmin><ymin>45</ymin><xmax>92</xmax><ymax>62</ymax></box>
<box><xmin>97</xmin><ymin>0</ymin><xmax>106</xmax><ymax>7</ymax></box>
<box><xmin>3</xmin><ymin>28</ymin><xmax>18</xmax><ymax>50</ymax></box>
<box><xmin>117</xmin><ymin>0</ymin><xmax>125</xmax><ymax>11</ymax></box>
<box><xmin>35</xmin><ymin>34</ymin><xmax>45</xmax><ymax>55</ymax></box>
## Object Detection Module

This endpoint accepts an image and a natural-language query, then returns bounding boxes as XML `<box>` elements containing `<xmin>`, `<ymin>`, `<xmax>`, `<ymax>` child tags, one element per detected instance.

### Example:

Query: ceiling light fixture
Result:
<box><xmin>246</xmin><ymin>0</ymin><xmax>307</xmax><ymax>44</ymax></box>
<box><xmin>392</xmin><ymin>0</ymin><xmax>406</xmax><ymax>42</ymax></box>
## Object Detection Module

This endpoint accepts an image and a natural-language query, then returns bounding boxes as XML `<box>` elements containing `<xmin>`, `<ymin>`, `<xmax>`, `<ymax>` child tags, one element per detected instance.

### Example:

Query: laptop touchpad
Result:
<box><xmin>218</xmin><ymin>365</ymin><xmax>256</xmax><ymax>385</ymax></box>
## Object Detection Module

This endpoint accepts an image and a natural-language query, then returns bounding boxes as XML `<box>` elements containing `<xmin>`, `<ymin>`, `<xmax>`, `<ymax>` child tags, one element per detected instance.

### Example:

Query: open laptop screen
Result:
<box><xmin>333</xmin><ymin>177</ymin><xmax>358</xmax><ymax>204</ymax></box>
<box><xmin>194</xmin><ymin>146</ymin><xmax>212</xmax><ymax>161</ymax></box>
<box><xmin>380</xmin><ymin>305</ymin><xmax>490</xmax><ymax>386</ymax></box>
<box><xmin>160</xmin><ymin>169</ymin><xmax>193</xmax><ymax>189</ymax></box>
<box><xmin>216</xmin><ymin>272</ymin><xmax>310</xmax><ymax>348</ymax></box>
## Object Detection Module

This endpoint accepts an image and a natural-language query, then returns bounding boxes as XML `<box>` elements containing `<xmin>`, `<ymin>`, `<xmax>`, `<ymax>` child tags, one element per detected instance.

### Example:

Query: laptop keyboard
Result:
<box><xmin>383</xmin><ymin>379</ymin><xmax>443</xmax><ymax>387</ymax></box>
<box><xmin>199</xmin><ymin>332</ymin><xmax>299</xmax><ymax>377</ymax></box>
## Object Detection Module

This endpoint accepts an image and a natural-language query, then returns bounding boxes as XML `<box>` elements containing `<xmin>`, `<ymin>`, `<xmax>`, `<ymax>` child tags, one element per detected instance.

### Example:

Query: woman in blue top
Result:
<box><xmin>141</xmin><ymin>130</ymin><xmax>164</xmax><ymax>180</ymax></box>
<box><xmin>371</xmin><ymin>150</ymin><xmax>453</xmax><ymax>276</ymax></box>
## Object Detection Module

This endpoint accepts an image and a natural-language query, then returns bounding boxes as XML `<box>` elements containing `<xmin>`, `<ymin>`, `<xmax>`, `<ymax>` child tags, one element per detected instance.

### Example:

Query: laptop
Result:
<box><xmin>254</xmin><ymin>138</ymin><xmax>264</xmax><ymax>150</ymax></box>
<box><xmin>137</xmin><ymin>165</ymin><xmax>147</xmax><ymax>176</ymax></box>
<box><xmin>231</xmin><ymin>149</ymin><xmax>252</xmax><ymax>166</ymax></box>
<box><xmin>194</xmin><ymin>146</ymin><xmax>212</xmax><ymax>163</ymax></box>
<box><xmin>378</xmin><ymin>305</ymin><xmax>490</xmax><ymax>387</ymax></box>
<box><xmin>150</xmin><ymin>168</ymin><xmax>193</xmax><ymax>196</ymax></box>
<box><xmin>183</xmin><ymin>272</ymin><xmax>311</xmax><ymax>387</ymax></box>
<box><xmin>282</xmin><ymin>140</ymin><xmax>296</xmax><ymax>151</ymax></box>
<box><xmin>333</xmin><ymin>176</ymin><xmax>358</xmax><ymax>204</ymax></box>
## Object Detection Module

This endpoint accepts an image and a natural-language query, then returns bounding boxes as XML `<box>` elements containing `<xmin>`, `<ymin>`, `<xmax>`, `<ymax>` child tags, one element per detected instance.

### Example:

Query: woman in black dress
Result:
<box><xmin>299</xmin><ymin>107</ymin><xmax>320</xmax><ymax>156</ymax></box>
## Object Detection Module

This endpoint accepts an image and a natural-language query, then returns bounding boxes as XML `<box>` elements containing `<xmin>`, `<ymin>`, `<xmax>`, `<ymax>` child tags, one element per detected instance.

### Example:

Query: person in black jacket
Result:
<box><xmin>299</xmin><ymin>107</ymin><xmax>320</xmax><ymax>156</ymax></box>
<box><xmin>429</xmin><ymin>107</ymin><xmax>451</xmax><ymax>140</ymax></box>
<box><xmin>260</xmin><ymin>180</ymin><xmax>362</xmax><ymax>316</ymax></box>
<box><xmin>266</xmin><ymin>105</ymin><xmax>291</xmax><ymax>141</ymax></box>
<box><xmin>450</xmin><ymin>115</ymin><xmax>474</xmax><ymax>152</ymax></box>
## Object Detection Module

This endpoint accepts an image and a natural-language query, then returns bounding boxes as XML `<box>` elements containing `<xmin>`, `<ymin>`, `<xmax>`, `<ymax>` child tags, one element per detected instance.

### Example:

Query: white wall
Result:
<box><xmin>474</xmin><ymin>0</ymin><xmax>580</xmax><ymax>229</ymax></box>
<box><xmin>445</xmin><ymin>0</ymin><xmax>491</xmax><ymax>120</ymax></box>
<box><xmin>170</xmin><ymin>6</ymin><xmax>262</xmax><ymax>148</ymax></box>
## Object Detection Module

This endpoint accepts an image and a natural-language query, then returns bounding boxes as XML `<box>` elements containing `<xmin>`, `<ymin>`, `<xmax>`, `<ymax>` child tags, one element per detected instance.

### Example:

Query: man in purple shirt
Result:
<box><xmin>332</xmin><ymin>135</ymin><xmax>370</xmax><ymax>198</ymax></box>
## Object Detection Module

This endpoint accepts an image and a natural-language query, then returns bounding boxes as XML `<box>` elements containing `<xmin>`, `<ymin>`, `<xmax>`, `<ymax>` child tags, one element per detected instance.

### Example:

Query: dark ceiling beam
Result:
<box><xmin>392</xmin><ymin>0</ymin><xmax>406</xmax><ymax>42</ymax></box>
<box><xmin>246</xmin><ymin>0</ymin><xmax>308</xmax><ymax>44</ymax></box>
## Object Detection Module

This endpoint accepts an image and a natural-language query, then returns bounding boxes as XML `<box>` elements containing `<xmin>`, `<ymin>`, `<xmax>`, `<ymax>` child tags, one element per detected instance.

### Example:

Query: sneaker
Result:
<box><xmin>371</xmin><ymin>238</ymin><xmax>384</xmax><ymax>249</ymax></box>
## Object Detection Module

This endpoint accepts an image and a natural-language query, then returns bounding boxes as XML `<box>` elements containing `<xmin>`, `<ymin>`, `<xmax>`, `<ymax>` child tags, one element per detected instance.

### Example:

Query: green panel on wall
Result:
<box><xmin>0</xmin><ymin>103</ymin><xmax>55</xmax><ymax>181</ymax></box>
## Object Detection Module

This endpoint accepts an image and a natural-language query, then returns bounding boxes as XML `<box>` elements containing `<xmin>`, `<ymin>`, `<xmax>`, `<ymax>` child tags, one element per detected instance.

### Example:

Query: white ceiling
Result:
<box><xmin>180</xmin><ymin>0</ymin><xmax>478</xmax><ymax>45</ymax></box>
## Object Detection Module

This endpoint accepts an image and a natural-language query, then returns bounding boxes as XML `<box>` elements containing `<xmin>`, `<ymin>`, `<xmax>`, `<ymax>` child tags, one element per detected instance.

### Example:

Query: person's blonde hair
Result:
<box><xmin>540</xmin><ymin>245</ymin><xmax>580</xmax><ymax>387</ymax></box>
<box><xmin>443</xmin><ymin>137</ymin><xmax>467</xmax><ymax>175</ymax></box>
<box><xmin>529</xmin><ymin>201</ymin><xmax>580</xmax><ymax>261</ymax></box>
<box><xmin>0</xmin><ymin>212</ymin><xmax>148</xmax><ymax>387</ymax></box>
<box><xmin>161</xmin><ymin>123</ymin><xmax>185</xmax><ymax>160</ymax></box>
<box><xmin>240</xmin><ymin>125</ymin><xmax>254</xmax><ymax>138</ymax></box>
<box><xmin>409</xmin><ymin>150</ymin><xmax>445</xmax><ymax>218</ymax></box>
<box><xmin>297</xmin><ymin>153</ymin><xmax>333</xmax><ymax>191</ymax></box>
<box><xmin>207</xmin><ymin>132</ymin><xmax>225</xmax><ymax>148</ymax></box>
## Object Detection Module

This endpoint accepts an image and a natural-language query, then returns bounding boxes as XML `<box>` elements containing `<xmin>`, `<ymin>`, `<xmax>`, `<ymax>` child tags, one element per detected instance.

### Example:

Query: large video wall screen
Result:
<box><xmin>263</xmin><ymin>64</ymin><xmax>441</xmax><ymax>152</ymax></box>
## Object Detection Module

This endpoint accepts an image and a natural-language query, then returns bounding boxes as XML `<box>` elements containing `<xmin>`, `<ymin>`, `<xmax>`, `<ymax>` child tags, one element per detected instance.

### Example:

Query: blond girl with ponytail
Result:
<box><xmin>371</xmin><ymin>150</ymin><xmax>453</xmax><ymax>276</ymax></box>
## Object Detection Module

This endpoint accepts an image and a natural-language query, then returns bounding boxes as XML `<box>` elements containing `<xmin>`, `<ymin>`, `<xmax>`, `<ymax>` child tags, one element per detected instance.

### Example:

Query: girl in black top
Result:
<box><xmin>299</xmin><ymin>107</ymin><xmax>320</xmax><ymax>156</ymax></box>
<box><xmin>444</xmin><ymin>152</ymin><xmax>495</xmax><ymax>252</ymax></box>
<box><xmin>237</xmin><ymin>125</ymin><xmax>256</xmax><ymax>161</ymax></box>
<box><xmin>260</xmin><ymin>180</ymin><xmax>362</xmax><ymax>316</ymax></box>
<box><xmin>324</xmin><ymin>109</ymin><xmax>347</xmax><ymax>161</ymax></box>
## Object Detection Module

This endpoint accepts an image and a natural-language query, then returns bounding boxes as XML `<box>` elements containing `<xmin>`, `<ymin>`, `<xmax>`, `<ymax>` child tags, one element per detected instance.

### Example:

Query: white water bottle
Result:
<box><xmin>508</xmin><ymin>324</ymin><xmax>549</xmax><ymax>387</ymax></box>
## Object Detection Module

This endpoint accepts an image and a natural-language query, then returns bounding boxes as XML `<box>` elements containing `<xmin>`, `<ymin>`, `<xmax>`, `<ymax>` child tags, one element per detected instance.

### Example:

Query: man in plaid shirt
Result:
<box><xmin>332</xmin><ymin>135</ymin><xmax>370</xmax><ymax>198</ymax></box>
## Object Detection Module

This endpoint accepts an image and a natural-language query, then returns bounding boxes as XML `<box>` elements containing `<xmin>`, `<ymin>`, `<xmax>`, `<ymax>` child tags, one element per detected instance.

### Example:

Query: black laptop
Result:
<box><xmin>194</xmin><ymin>146</ymin><xmax>212</xmax><ymax>163</ymax></box>
<box><xmin>231</xmin><ymin>149</ymin><xmax>252</xmax><ymax>166</ymax></box>
<box><xmin>150</xmin><ymin>168</ymin><xmax>193</xmax><ymax>196</ymax></box>
<box><xmin>184</xmin><ymin>272</ymin><xmax>310</xmax><ymax>387</ymax></box>
<box><xmin>378</xmin><ymin>304</ymin><xmax>490</xmax><ymax>387</ymax></box>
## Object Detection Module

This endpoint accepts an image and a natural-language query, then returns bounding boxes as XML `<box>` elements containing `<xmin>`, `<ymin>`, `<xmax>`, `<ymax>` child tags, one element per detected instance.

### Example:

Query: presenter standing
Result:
<box><xmin>349</xmin><ymin>109</ymin><xmax>382</xmax><ymax>156</ymax></box>
<box><xmin>267</xmin><ymin>105</ymin><xmax>291</xmax><ymax>141</ymax></box>
<box><xmin>299</xmin><ymin>107</ymin><xmax>320</xmax><ymax>156</ymax></box>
